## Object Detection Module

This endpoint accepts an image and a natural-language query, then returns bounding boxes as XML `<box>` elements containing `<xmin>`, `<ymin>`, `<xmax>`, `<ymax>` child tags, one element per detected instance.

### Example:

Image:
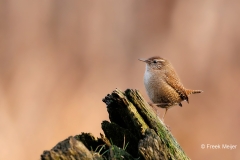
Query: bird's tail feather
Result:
<box><xmin>186</xmin><ymin>89</ymin><xmax>203</xmax><ymax>95</ymax></box>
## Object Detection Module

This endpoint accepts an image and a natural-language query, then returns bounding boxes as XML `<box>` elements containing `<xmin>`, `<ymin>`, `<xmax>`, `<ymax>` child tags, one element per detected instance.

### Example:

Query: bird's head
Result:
<box><xmin>139</xmin><ymin>56</ymin><xmax>168</xmax><ymax>70</ymax></box>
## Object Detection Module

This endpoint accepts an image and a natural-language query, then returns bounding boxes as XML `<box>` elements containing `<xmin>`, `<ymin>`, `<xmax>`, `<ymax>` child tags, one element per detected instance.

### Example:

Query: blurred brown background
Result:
<box><xmin>0</xmin><ymin>0</ymin><xmax>240</xmax><ymax>160</ymax></box>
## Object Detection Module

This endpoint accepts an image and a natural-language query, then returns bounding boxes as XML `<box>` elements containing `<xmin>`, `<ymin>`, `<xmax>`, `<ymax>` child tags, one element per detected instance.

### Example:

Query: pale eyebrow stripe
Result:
<box><xmin>157</xmin><ymin>59</ymin><xmax>165</xmax><ymax>62</ymax></box>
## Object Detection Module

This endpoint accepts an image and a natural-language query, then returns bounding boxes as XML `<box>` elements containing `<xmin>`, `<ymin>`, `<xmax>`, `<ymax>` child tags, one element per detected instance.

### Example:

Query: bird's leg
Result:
<box><xmin>150</xmin><ymin>103</ymin><xmax>171</xmax><ymax>129</ymax></box>
<box><xmin>152</xmin><ymin>103</ymin><xmax>170</xmax><ymax>122</ymax></box>
<box><xmin>162</xmin><ymin>108</ymin><xmax>168</xmax><ymax>122</ymax></box>
<box><xmin>162</xmin><ymin>108</ymin><xmax>171</xmax><ymax>130</ymax></box>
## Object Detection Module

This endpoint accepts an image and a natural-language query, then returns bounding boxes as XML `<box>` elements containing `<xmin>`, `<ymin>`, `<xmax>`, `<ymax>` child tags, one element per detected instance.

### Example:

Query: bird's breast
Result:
<box><xmin>144</xmin><ymin>70</ymin><xmax>164</xmax><ymax>101</ymax></box>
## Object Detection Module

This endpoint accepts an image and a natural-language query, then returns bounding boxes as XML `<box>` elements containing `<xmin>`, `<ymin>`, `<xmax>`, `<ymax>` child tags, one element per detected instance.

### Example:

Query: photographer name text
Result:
<box><xmin>201</xmin><ymin>144</ymin><xmax>237</xmax><ymax>150</ymax></box>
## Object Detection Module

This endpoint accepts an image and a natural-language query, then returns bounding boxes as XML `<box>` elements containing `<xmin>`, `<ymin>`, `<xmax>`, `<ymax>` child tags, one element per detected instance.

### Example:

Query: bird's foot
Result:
<box><xmin>166</xmin><ymin>124</ymin><xmax>171</xmax><ymax>131</ymax></box>
<box><xmin>161</xmin><ymin>118</ymin><xmax>171</xmax><ymax>131</ymax></box>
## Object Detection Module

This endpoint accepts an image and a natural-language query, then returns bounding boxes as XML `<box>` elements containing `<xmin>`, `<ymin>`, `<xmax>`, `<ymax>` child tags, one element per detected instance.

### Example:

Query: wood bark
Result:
<box><xmin>41</xmin><ymin>89</ymin><xmax>190</xmax><ymax>160</ymax></box>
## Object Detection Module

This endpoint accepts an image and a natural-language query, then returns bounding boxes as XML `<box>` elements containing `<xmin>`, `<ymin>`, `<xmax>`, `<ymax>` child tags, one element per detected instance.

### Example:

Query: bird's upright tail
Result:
<box><xmin>186</xmin><ymin>89</ymin><xmax>203</xmax><ymax>95</ymax></box>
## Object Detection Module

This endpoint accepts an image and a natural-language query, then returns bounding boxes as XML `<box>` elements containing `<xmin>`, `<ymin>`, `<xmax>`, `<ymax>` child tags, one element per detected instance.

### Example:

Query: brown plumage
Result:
<box><xmin>139</xmin><ymin>56</ymin><xmax>203</xmax><ymax>121</ymax></box>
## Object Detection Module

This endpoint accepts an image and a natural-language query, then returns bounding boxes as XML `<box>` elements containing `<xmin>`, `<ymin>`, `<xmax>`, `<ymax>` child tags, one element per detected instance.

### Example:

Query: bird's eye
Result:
<box><xmin>153</xmin><ymin>60</ymin><xmax>157</xmax><ymax>63</ymax></box>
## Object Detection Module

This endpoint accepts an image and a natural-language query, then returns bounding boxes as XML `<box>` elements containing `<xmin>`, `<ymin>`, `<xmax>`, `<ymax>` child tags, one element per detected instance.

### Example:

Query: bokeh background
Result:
<box><xmin>0</xmin><ymin>1</ymin><xmax>240</xmax><ymax>159</ymax></box>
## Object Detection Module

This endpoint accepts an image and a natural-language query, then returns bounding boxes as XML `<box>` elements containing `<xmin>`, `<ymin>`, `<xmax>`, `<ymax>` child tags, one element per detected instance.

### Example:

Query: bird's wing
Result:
<box><xmin>164</xmin><ymin>67</ymin><xmax>189</xmax><ymax>103</ymax></box>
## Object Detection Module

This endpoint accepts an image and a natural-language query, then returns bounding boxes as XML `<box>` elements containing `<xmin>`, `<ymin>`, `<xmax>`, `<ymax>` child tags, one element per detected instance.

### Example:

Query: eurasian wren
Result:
<box><xmin>139</xmin><ymin>56</ymin><xmax>202</xmax><ymax>121</ymax></box>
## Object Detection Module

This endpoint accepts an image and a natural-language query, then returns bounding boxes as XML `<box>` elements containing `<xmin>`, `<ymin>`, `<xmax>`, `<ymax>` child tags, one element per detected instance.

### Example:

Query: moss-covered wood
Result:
<box><xmin>125</xmin><ymin>89</ymin><xmax>190</xmax><ymax>160</ymax></box>
<box><xmin>41</xmin><ymin>88</ymin><xmax>190</xmax><ymax>160</ymax></box>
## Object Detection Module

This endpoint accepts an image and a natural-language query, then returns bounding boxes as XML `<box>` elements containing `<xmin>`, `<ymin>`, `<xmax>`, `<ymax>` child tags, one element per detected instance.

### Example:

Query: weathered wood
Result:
<box><xmin>139</xmin><ymin>128</ymin><xmax>170</xmax><ymax>160</ymax></box>
<box><xmin>41</xmin><ymin>88</ymin><xmax>190</xmax><ymax>160</ymax></box>
<box><xmin>102</xmin><ymin>89</ymin><xmax>149</xmax><ymax>138</ymax></box>
<box><xmin>102</xmin><ymin>89</ymin><xmax>190</xmax><ymax>160</ymax></box>
<box><xmin>41</xmin><ymin>136</ymin><xmax>103</xmax><ymax>160</ymax></box>
<box><xmin>101</xmin><ymin>121</ymin><xmax>139</xmax><ymax>157</ymax></box>
<box><xmin>74</xmin><ymin>133</ymin><xmax>106</xmax><ymax>153</ymax></box>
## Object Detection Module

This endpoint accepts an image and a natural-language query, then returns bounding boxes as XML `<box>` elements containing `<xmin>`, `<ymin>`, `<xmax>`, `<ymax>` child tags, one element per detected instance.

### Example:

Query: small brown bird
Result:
<box><xmin>139</xmin><ymin>56</ymin><xmax>202</xmax><ymax>121</ymax></box>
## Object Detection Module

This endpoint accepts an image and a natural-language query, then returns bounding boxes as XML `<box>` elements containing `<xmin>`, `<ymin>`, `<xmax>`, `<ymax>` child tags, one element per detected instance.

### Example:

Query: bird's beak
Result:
<box><xmin>138</xmin><ymin>58</ymin><xmax>147</xmax><ymax>62</ymax></box>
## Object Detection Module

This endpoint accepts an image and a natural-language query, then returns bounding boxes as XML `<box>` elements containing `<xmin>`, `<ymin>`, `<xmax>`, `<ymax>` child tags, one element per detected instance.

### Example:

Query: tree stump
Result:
<box><xmin>41</xmin><ymin>89</ymin><xmax>190</xmax><ymax>160</ymax></box>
